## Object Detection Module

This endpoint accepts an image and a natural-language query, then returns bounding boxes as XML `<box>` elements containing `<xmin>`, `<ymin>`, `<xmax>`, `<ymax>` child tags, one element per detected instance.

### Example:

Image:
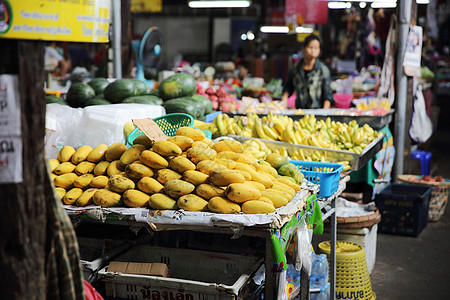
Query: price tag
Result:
<box><xmin>132</xmin><ymin>118</ymin><xmax>168</xmax><ymax>142</ymax></box>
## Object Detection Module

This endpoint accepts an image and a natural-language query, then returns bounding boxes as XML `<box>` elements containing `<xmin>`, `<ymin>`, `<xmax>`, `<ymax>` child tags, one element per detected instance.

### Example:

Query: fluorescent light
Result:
<box><xmin>371</xmin><ymin>1</ymin><xmax>397</xmax><ymax>8</ymax></box>
<box><xmin>188</xmin><ymin>1</ymin><xmax>250</xmax><ymax>8</ymax></box>
<box><xmin>359</xmin><ymin>2</ymin><xmax>367</xmax><ymax>8</ymax></box>
<box><xmin>328</xmin><ymin>2</ymin><xmax>352</xmax><ymax>9</ymax></box>
<box><xmin>296</xmin><ymin>27</ymin><xmax>314</xmax><ymax>33</ymax></box>
<box><xmin>416</xmin><ymin>0</ymin><xmax>429</xmax><ymax>4</ymax></box>
<box><xmin>260</xmin><ymin>26</ymin><xmax>289</xmax><ymax>33</ymax></box>
<box><xmin>247</xmin><ymin>31</ymin><xmax>255</xmax><ymax>40</ymax></box>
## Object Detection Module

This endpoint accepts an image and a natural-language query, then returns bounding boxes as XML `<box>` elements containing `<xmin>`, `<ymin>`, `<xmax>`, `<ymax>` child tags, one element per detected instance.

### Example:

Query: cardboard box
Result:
<box><xmin>107</xmin><ymin>261</ymin><xmax>170</xmax><ymax>277</ymax></box>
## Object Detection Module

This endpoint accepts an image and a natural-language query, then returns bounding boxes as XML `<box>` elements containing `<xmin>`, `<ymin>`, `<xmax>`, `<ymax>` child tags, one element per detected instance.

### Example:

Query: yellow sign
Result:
<box><xmin>131</xmin><ymin>0</ymin><xmax>162</xmax><ymax>13</ymax></box>
<box><xmin>0</xmin><ymin>0</ymin><xmax>111</xmax><ymax>43</ymax></box>
<box><xmin>297</xmin><ymin>30</ymin><xmax>319</xmax><ymax>42</ymax></box>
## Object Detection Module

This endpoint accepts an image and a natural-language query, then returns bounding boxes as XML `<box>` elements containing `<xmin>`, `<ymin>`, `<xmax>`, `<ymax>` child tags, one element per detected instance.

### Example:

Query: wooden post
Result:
<box><xmin>121</xmin><ymin>0</ymin><xmax>132</xmax><ymax>78</ymax></box>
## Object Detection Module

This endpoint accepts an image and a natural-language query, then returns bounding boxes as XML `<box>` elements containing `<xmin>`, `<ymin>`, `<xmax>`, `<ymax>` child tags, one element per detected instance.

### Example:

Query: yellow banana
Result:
<box><xmin>294</xmin><ymin>131</ymin><xmax>303</xmax><ymax>144</ymax></box>
<box><xmin>215</xmin><ymin>114</ymin><xmax>227</xmax><ymax>136</ymax></box>
<box><xmin>263</xmin><ymin>124</ymin><xmax>280</xmax><ymax>140</ymax></box>
<box><xmin>272</xmin><ymin>118</ymin><xmax>286</xmax><ymax>136</ymax></box>
<box><xmin>308</xmin><ymin>135</ymin><xmax>321</xmax><ymax>148</ymax></box>
<box><xmin>255</xmin><ymin>120</ymin><xmax>270</xmax><ymax>140</ymax></box>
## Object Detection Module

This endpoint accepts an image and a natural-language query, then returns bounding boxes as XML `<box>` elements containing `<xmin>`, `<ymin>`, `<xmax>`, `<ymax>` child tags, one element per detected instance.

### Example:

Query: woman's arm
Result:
<box><xmin>321</xmin><ymin>64</ymin><xmax>334</xmax><ymax>108</ymax></box>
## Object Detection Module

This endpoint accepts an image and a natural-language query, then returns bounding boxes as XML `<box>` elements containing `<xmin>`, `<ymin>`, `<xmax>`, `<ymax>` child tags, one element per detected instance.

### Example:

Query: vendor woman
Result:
<box><xmin>281</xmin><ymin>34</ymin><xmax>334</xmax><ymax>109</ymax></box>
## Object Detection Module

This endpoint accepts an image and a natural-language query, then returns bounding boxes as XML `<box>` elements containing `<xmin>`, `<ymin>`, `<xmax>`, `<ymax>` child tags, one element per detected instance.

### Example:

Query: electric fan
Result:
<box><xmin>132</xmin><ymin>26</ymin><xmax>163</xmax><ymax>88</ymax></box>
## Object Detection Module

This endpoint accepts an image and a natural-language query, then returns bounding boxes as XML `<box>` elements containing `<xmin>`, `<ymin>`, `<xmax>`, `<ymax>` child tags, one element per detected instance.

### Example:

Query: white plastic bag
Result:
<box><xmin>297</xmin><ymin>219</ymin><xmax>313</xmax><ymax>276</ymax></box>
<box><xmin>409</xmin><ymin>84</ymin><xmax>433</xmax><ymax>143</ymax></box>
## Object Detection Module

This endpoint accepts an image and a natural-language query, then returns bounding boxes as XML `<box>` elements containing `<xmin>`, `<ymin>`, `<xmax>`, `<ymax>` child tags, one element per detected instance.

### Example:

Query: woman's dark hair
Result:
<box><xmin>303</xmin><ymin>34</ymin><xmax>321</xmax><ymax>47</ymax></box>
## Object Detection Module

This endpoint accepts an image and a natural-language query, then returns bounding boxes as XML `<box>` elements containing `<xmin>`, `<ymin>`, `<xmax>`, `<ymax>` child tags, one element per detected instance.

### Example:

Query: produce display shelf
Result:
<box><xmin>229</xmin><ymin>134</ymin><xmax>385</xmax><ymax>171</ymax></box>
<box><xmin>227</xmin><ymin>109</ymin><xmax>394</xmax><ymax>130</ymax></box>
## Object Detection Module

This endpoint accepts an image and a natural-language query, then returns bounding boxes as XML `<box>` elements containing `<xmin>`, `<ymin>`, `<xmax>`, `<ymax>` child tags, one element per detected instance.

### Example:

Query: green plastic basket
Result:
<box><xmin>126</xmin><ymin>113</ymin><xmax>194</xmax><ymax>147</ymax></box>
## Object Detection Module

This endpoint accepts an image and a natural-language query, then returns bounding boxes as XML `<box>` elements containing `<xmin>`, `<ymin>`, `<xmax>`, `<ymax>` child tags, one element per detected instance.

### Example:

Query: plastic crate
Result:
<box><xmin>375</xmin><ymin>183</ymin><xmax>433</xmax><ymax>237</ymax></box>
<box><xmin>290</xmin><ymin>160</ymin><xmax>343</xmax><ymax>198</ymax></box>
<box><xmin>98</xmin><ymin>245</ymin><xmax>263</xmax><ymax>300</ymax></box>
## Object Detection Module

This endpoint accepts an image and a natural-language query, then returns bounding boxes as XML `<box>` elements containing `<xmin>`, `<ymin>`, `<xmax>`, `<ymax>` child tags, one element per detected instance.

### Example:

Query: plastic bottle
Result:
<box><xmin>316</xmin><ymin>285</ymin><xmax>328</xmax><ymax>300</ymax></box>
<box><xmin>319</xmin><ymin>254</ymin><xmax>329</xmax><ymax>286</ymax></box>
<box><xmin>310</xmin><ymin>254</ymin><xmax>325</xmax><ymax>289</ymax></box>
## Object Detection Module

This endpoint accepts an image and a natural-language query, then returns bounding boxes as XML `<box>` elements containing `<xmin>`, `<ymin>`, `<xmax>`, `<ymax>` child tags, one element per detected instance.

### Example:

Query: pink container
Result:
<box><xmin>333</xmin><ymin>93</ymin><xmax>353</xmax><ymax>108</ymax></box>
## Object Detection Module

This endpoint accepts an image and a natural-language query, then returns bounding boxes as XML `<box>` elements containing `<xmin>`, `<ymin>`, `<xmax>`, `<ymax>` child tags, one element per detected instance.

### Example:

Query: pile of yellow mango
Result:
<box><xmin>49</xmin><ymin>127</ymin><xmax>304</xmax><ymax>214</ymax></box>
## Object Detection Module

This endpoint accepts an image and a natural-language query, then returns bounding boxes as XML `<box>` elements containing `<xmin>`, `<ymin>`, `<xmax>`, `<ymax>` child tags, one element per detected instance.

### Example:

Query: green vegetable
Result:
<box><xmin>46</xmin><ymin>95</ymin><xmax>68</xmax><ymax>105</ymax></box>
<box><xmin>122</xmin><ymin>95</ymin><xmax>162</xmax><ymax>105</ymax></box>
<box><xmin>88</xmin><ymin>78</ymin><xmax>110</xmax><ymax>95</ymax></box>
<box><xmin>129</xmin><ymin>78</ymin><xmax>148</xmax><ymax>95</ymax></box>
<box><xmin>103</xmin><ymin>79</ymin><xmax>137</xmax><ymax>103</ymax></box>
<box><xmin>66</xmin><ymin>82</ymin><xmax>96</xmax><ymax>107</ymax></box>
<box><xmin>163</xmin><ymin>98</ymin><xmax>198</xmax><ymax>119</ymax></box>
<box><xmin>159</xmin><ymin>73</ymin><xmax>197</xmax><ymax>101</ymax></box>
<box><xmin>191</xmin><ymin>94</ymin><xmax>213</xmax><ymax>115</ymax></box>
<box><xmin>84</xmin><ymin>98</ymin><xmax>112</xmax><ymax>106</ymax></box>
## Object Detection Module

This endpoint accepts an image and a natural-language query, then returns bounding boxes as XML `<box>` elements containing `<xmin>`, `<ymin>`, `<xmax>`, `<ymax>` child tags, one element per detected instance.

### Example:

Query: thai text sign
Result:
<box><xmin>0</xmin><ymin>0</ymin><xmax>111</xmax><ymax>43</ymax></box>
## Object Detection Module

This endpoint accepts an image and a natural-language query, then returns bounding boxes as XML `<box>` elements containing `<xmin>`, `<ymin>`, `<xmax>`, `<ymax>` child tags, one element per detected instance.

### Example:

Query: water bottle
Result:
<box><xmin>316</xmin><ymin>285</ymin><xmax>328</xmax><ymax>300</ymax></box>
<box><xmin>319</xmin><ymin>254</ymin><xmax>329</xmax><ymax>285</ymax></box>
<box><xmin>311</xmin><ymin>254</ymin><xmax>325</xmax><ymax>289</ymax></box>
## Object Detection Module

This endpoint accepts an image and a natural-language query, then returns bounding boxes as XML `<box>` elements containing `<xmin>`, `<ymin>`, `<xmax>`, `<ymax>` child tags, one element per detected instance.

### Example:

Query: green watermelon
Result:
<box><xmin>46</xmin><ymin>95</ymin><xmax>68</xmax><ymax>105</ymax></box>
<box><xmin>163</xmin><ymin>98</ymin><xmax>197</xmax><ymax>119</ymax></box>
<box><xmin>147</xmin><ymin>89</ymin><xmax>160</xmax><ymax>97</ymax></box>
<box><xmin>159</xmin><ymin>73</ymin><xmax>197</xmax><ymax>101</ymax></box>
<box><xmin>66</xmin><ymin>82</ymin><xmax>96</xmax><ymax>107</ymax></box>
<box><xmin>129</xmin><ymin>78</ymin><xmax>148</xmax><ymax>95</ymax></box>
<box><xmin>103</xmin><ymin>79</ymin><xmax>137</xmax><ymax>103</ymax></box>
<box><xmin>84</xmin><ymin>98</ymin><xmax>112</xmax><ymax>106</ymax></box>
<box><xmin>191</xmin><ymin>94</ymin><xmax>213</xmax><ymax>114</ymax></box>
<box><xmin>122</xmin><ymin>95</ymin><xmax>162</xmax><ymax>105</ymax></box>
<box><xmin>88</xmin><ymin>78</ymin><xmax>110</xmax><ymax>95</ymax></box>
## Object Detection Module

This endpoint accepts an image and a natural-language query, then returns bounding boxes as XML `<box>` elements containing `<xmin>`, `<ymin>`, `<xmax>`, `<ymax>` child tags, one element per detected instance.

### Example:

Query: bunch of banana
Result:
<box><xmin>241</xmin><ymin>138</ymin><xmax>272</xmax><ymax>160</ymax></box>
<box><xmin>193</xmin><ymin>120</ymin><xmax>218</xmax><ymax>135</ymax></box>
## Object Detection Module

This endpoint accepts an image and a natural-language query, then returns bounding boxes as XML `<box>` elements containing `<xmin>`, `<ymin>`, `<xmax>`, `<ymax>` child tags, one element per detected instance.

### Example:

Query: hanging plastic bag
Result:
<box><xmin>409</xmin><ymin>83</ymin><xmax>433</xmax><ymax>143</ymax></box>
<box><xmin>297</xmin><ymin>219</ymin><xmax>313</xmax><ymax>276</ymax></box>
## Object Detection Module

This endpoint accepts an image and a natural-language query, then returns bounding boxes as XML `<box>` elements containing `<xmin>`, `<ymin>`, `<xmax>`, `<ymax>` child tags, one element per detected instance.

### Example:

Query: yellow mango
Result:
<box><xmin>125</xmin><ymin>163</ymin><xmax>154</xmax><ymax>180</ymax></box>
<box><xmin>196</xmin><ymin>160</ymin><xmax>227</xmax><ymax>175</ymax></box>
<box><xmin>149</xmin><ymin>193</ymin><xmax>178</xmax><ymax>210</ymax></box>
<box><xmin>87</xmin><ymin>144</ymin><xmax>108</xmax><ymax>163</ymax></box>
<box><xmin>166</xmin><ymin>136</ymin><xmax>194</xmax><ymax>151</ymax></box>
<box><xmin>277</xmin><ymin>177</ymin><xmax>302</xmax><ymax>192</ymax></box>
<box><xmin>187</xmin><ymin>147</ymin><xmax>217</xmax><ymax>164</ymax></box>
<box><xmin>201</xmin><ymin>137</ymin><xmax>214</xmax><ymax>147</ymax></box>
<box><xmin>57</xmin><ymin>146</ymin><xmax>76</xmax><ymax>163</ymax></box>
<box><xmin>108</xmin><ymin>175</ymin><xmax>135</xmax><ymax>193</ymax></box>
<box><xmin>74</xmin><ymin>161</ymin><xmax>96</xmax><ymax>175</ymax></box>
<box><xmin>107</xmin><ymin>160</ymin><xmax>125</xmax><ymax>177</ymax></box>
<box><xmin>261</xmin><ymin>190</ymin><xmax>289</xmax><ymax>208</ymax></box>
<box><xmin>93</xmin><ymin>161</ymin><xmax>110</xmax><ymax>176</ymax></box>
<box><xmin>233</xmin><ymin>162</ymin><xmax>259</xmax><ymax>179</ymax></box>
<box><xmin>252</xmin><ymin>172</ymin><xmax>273</xmax><ymax>189</ymax></box>
<box><xmin>247</xmin><ymin>181</ymin><xmax>266</xmax><ymax>191</ymax></box>
<box><xmin>164</xmin><ymin>179</ymin><xmax>195</xmax><ymax>199</ymax></box>
<box><xmin>235</xmin><ymin>153</ymin><xmax>258</xmax><ymax>168</ymax></box>
<box><xmin>54</xmin><ymin>173</ymin><xmax>78</xmax><ymax>189</ymax></box>
<box><xmin>73</xmin><ymin>174</ymin><xmax>95</xmax><ymax>189</ymax></box>
<box><xmin>183</xmin><ymin>170</ymin><xmax>209</xmax><ymax>186</ymax></box>
<box><xmin>48</xmin><ymin>159</ymin><xmax>60</xmax><ymax>172</ymax></box>
<box><xmin>242</xmin><ymin>200</ymin><xmax>276</xmax><ymax>214</ymax></box>
<box><xmin>54</xmin><ymin>187</ymin><xmax>66</xmax><ymax>200</ymax></box>
<box><xmin>71</xmin><ymin>145</ymin><xmax>93</xmax><ymax>164</ymax></box>
<box><xmin>93</xmin><ymin>189</ymin><xmax>122</xmax><ymax>207</ymax></box>
<box><xmin>120</xmin><ymin>144</ymin><xmax>146</xmax><ymax>166</ymax></box>
<box><xmin>272</xmin><ymin>182</ymin><xmax>296</xmax><ymax>198</ymax></box>
<box><xmin>225</xmin><ymin>183</ymin><xmax>261</xmax><ymax>203</ymax></box>
<box><xmin>63</xmin><ymin>188</ymin><xmax>83</xmax><ymax>205</ymax></box>
<box><xmin>258</xmin><ymin>165</ymin><xmax>278</xmax><ymax>178</ymax></box>
<box><xmin>155</xmin><ymin>169</ymin><xmax>182</xmax><ymax>184</ymax></box>
<box><xmin>212</xmin><ymin>139</ymin><xmax>244</xmax><ymax>153</ymax></box>
<box><xmin>208</xmin><ymin>196</ymin><xmax>241</xmax><ymax>214</ymax></box>
<box><xmin>192</xmin><ymin>141</ymin><xmax>210</xmax><ymax>149</ymax></box>
<box><xmin>175</xmin><ymin>126</ymin><xmax>205</xmax><ymax>141</ymax></box>
<box><xmin>210</xmin><ymin>170</ymin><xmax>245</xmax><ymax>186</ymax></box>
<box><xmin>257</xmin><ymin>197</ymin><xmax>274</xmax><ymax>205</ymax></box>
<box><xmin>90</xmin><ymin>176</ymin><xmax>109</xmax><ymax>188</ymax></box>
<box><xmin>234</xmin><ymin>169</ymin><xmax>251</xmax><ymax>181</ymax></box>
<box><xmin>266</xmin><ymin>188</ymin><xmax>293</xmax><ymax>201</ymax></box>
<box><xmin>216</xmin><ymin>151</ymin><xmax>239</xmax><ymax>161</ymax></box>
<box><xmin>169</xmin><ymin>156</ymin><xmax>196</xmax><ymax>174</ymax></box>
<box><xmin>123</xmin><ymin>189</ymin><xmax>150</xmax><ymax>208</ymax></box>
<box><xmin>53</xmin><ymin>162</ymin><xmax>76</xmax><ymax>175</ymax></box>
<box><xmin>140</xmin><ymin>150</ymin><xmax>169</xmax><ymax>169</ymax></box>
<box><xmin>152</xmin><ymin>140</ymin><xmax>182</xmax><ymax>157</ymax></box>
<box><xmin>76</xmin><ymin>188</ymin><xmax>98</xmax><ymax>206</ymax></box>
<box><xmin>137</xmin><ymin>177</ymin><xmax>164</xmax><ymax>194</ymax></box>
<box><xmin>177</xmin><ymin>194</ymin><xmax>209</xmax><ymax>211</ymax></box>
<box><xmin>50</xmin><ymin>173</ymin><xmax>57</xmax><ymax>181</ymax></box>
<box><xmin>132</xmin><ymin>135</ymin><xmax>153</xmax><ymax>148</ymax></box>
<box><xmin>196</xmin><ymin>183</ymin><xmax>225</xmax><ymax>200</ymax></box>
<box><xmin>105</xmin><ymin>143</ymin><xmax>127</xmax><ymax>162</ymax></box>
<box><xmin>214</xmin><ymin>158</ymin><xmax>236</xmax><ymax>169</ymax></box>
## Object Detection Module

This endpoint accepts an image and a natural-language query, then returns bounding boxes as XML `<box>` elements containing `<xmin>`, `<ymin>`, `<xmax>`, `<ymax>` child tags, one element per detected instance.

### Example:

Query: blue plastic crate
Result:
<box><xmin>290</xmin><ymin>160</ymin><xmax>343</xmax><ymax>199</ymax></box>
<box><xmin>375</xmin><ymin>183</ymin><xmax>433</xmax><ymax>237</ymax></box>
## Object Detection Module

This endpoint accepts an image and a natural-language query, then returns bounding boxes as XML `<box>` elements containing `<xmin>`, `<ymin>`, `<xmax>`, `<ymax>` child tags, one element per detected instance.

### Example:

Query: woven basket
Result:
<box><xmin>398</xmin><ymin>175</ymin><xmax>449</xmax><ymax>222</ymax></box>
<box><xmin>318</xmin><ymin>241</ymin><xmax>376</xmax><ymax>300</ymax></box>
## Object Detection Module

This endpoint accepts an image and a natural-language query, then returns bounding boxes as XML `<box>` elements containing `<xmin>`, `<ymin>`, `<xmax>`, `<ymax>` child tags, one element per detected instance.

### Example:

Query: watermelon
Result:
<box><xmin>129</xmin><ymin>78</ymin><xmax>148</xmax><ymax>95</ymax></box>
<box><xmin>122</xmin><ymin>95</ymin><xmax>162</xmax><ymax>105</ymax></box>
<box><xmin>46</xmin><ymin>95</ymin><xmax>68</xmax><ymax>105</ymax></box>
<box><xmin>103</xmin><ymin>79</ymin><xmax>137</xmax><ymax>103</ymax></box>
<box><xmin>84</xmin><ymin>98</ymin><xmax>112</xmax><ymax>106</ymax></box>
<box><xmin>88</xmin><ymin>78</ymin><xmax>110</xmax><ymax>95</ymax></box>
<box><xmin>66</xmin><ymin>82</ymin><xmax>96</xmax><ymax>107</ymax></box>
<box><xmin>163</xmin><ymin>98</ymin><xmax>197</xmax><ymax>119</ymax></box>
<box><xmin>147</xmin><ymin>89</ymin><xmax>160</xmax><ymax>97</ymax></box>
<box><xmin>159</xmin><ymin>73</ymin><xmax>197</xmax><ymax>101</ymax></box>
<box><xmin>192</xmin><ymin>94</ymin><xmax>213</xmax><ymax>114</ymax></box>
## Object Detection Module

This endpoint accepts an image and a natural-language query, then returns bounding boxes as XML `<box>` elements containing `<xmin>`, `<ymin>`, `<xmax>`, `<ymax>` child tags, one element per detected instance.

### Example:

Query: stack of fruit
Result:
<box><xmin>204</xmin><ymin>113</ymin><xmax>382</xmax><ymax>154</ymax></box>
<box><xmin>49</xmin><ymin>128</ymin><xmax>304</xmax><ymax>214</ymax></box>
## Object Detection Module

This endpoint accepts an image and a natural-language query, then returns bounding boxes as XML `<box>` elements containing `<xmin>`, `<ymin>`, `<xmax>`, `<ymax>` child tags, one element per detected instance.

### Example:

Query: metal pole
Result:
<box><xmin>394</xmin><ymin>0</ymin><xmax>412</xmax><ymax>177</ymax></box>
<box><xmin>112</xmin><ymin>0</ymin><xmax>122</xmax><ymax>79</ymax></box>
<box><xmin>330</xmin><ymin>197</ymin><xmax>336</xmax><ymax>300</ymax></box>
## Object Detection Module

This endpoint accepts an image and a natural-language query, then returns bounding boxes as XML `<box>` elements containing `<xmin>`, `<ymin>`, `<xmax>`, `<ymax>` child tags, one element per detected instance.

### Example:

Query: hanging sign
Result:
<box><xmin>285</xmin><ymin>0</ymin><xmax>328</xmax><ymax>27</ymax></box>
<box><xmin>403</xmin><ymin>25</ymin><xmax>423</xmax><ymax>77</ymax></box>
<box><xmin>132</xmin><ymin>118</ymin><xmax>168</xmax><ymax>142</ymax></box>
<box><xmin>0</xmin><ymin>75</ymin><xmax>22</xmax><ymax>184</ymax></box>
<box><xmin>0</xmin><ymin>0</ymin><xmax>111</xmax><ymax>43</ymax></box>
<box><xmin>131</xmin><ymin>0</ymin><xmax>162</xmax><ymax>13</ymax></box>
